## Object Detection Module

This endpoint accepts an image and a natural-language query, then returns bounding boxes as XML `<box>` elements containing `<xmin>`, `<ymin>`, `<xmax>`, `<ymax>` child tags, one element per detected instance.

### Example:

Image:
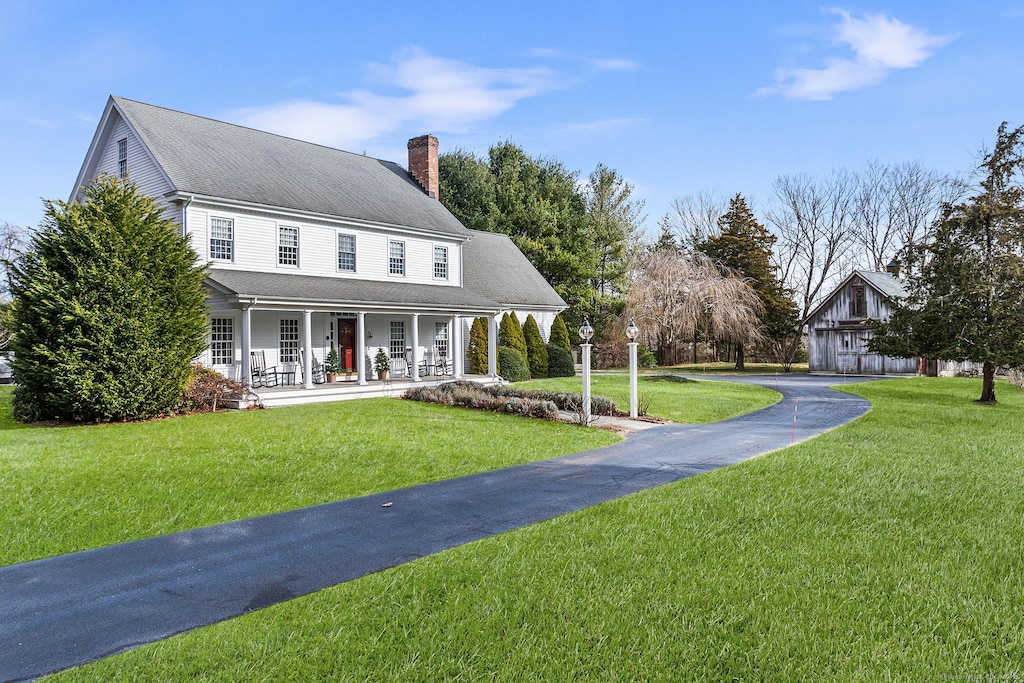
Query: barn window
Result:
<box><xmin>851</xmin><ymin>286</ymin><xmax>867</xmax><ymax>317</ymax></box>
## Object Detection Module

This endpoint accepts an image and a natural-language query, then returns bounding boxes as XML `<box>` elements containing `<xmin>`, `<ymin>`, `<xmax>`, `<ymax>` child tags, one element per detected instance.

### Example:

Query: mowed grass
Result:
<box><xmin>51</xmin><ymin>377</ymin><xmax>1024</xmax><ymax>680</ymax></box>
<box><xmin>516</xmin><ymin>374</ymin><xmax>780</xmax><ymax>423</ymax></box>
<box><xmin>0</xmin><ymin>388</ymin><xmax>620</xmax><ymax>566</ymax></box>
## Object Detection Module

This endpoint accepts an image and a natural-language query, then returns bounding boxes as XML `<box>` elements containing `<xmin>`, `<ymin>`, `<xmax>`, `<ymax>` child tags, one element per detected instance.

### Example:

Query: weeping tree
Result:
<box><xmin>626</xmin><ymin>249</ymin><xmax>762</xmax><ymax>366</ymax></box>
<box><xmin>8</xmin><ymin>176</ymin><xmax>208</xmax><ymax>422</ymax></box>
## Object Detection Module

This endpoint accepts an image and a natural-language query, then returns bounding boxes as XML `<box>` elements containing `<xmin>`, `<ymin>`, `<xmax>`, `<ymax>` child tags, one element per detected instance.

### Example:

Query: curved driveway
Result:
<box><xmin>0</xmin><ymin>374</ymin><xmax>871</xmax><ymax>682</ymax></box>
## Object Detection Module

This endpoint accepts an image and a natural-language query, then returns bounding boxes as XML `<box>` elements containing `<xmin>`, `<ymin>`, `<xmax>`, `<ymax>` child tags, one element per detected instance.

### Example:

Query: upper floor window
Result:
<box><xmin>210</xmin><ymin>217</ymin><xmax>234</xmax><ymax>261</ymax></box>
<box><xmin>117</xmin><ymin>138</ymin><xmax>128</xmax><ymax>179</ymax></box>
<box><xmin>851</xmin><ymin>285</ymin><xmax>867</xmax><ymax>318</ymax></box>
<box><xmin>389</xmin><ymin>240</ymin><xmax>405</xmax><ymax>276</ymax></box>
<box><xmin>433</xmin><ymin>245</ymin><xmax>448</xmax><ymax>280</ymax></box>
<box><xmin>210</xmin><ymin>318</ymin><xmax>234</xmax><ymax>365</ymax></box>
<box><xmin>338</xmin><ymin>233</ymin><xmax>356</xmax><ymax>272</ymax></box>
<box><xmin>278</xmin><ymin>225</ymin><xmax>299</xmax><ymax>266</ymax></box>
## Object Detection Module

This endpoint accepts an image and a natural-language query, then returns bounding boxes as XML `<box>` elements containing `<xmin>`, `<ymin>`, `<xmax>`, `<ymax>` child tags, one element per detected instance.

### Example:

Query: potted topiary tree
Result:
<box><xmin>374</xmin><ymin>348</ymin><xmax>390</xmax><ymax>381</ymax></box>
<box><xmin>325</xmin><ymin>347</ymin><xmax>340</xmax><ymax>383</ymax></box>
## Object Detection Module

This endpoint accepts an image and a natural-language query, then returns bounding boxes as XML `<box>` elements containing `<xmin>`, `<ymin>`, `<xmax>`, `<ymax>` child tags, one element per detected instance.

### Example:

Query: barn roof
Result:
<box><xmin>804</xmin><ymin>269</ymin><xmax>909</xmax><ymax>324</ymax></box>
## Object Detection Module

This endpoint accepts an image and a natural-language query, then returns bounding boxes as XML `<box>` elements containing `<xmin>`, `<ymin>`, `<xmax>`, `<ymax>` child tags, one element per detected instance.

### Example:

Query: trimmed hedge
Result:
<box><xmin>403</xmin><ymin>380</ymin><xmax>619</xmax><ymax>419</ymax></box>
<box><xmin>550</xmin><ymin>314</ymin><xmax>572</xmax><ymax>354</ymax></box>
<box><xmin>546</xmin><ymin>343</ymin><xmax>575</xmax><ymax>377</ymax></box>
<box><xmin>404</xmin><ymin>382</ymin><xmax>558</xmax><ymax>419</ymax></box>
<box><xmin>497</xmin><ymin>345</ymin><xmax>530</xmax><ymax>382</ymax></box>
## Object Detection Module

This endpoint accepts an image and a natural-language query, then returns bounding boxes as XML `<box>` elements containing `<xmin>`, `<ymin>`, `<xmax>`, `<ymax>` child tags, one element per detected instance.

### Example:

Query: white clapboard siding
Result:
<box><xmin>188</xmin><ymin>203</ymin><xmax>463</xmax><ymax>286</ymax></box>
<box><xmin>95</xmin><ymin>117</ymin><xmax>174</xmax><ymax>214</ymax></box>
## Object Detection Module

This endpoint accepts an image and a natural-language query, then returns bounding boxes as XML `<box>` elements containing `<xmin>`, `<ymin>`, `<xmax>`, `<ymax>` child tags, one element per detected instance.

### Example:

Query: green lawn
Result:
<box><xmin>516</xmin><ymin>373</ymin><xmax>780</xmax><ymax>423</ymax></box>
<box><xmin>49</xmin><ymin>377</ymin><xmax>1024</xmax><ymax>680</ymax></box>
<box><xmin>0</xmin><ymin>388</ymin><xmax>621</xmax><ymax>566</ymax></box>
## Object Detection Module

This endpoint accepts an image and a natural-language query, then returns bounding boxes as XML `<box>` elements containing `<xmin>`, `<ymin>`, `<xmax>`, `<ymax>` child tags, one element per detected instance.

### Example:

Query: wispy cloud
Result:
<box><xmin>555</xmin><ymin>117</ymin><xmax>646</xmax><ymax>136</ymax></box>
<box><xmin>231</xmin><ymin>48</ymin><xmax>560</xmax><ymax>150</ymax></box>
<box><xmin>758</xmin><ymin>9</ymin><xmax>954</xmax><ymax>101</ymax></box>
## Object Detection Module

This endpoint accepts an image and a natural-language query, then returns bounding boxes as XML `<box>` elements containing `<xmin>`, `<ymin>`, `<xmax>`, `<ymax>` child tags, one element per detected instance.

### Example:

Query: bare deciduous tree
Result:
<box><xmin>665</xmin><ymin>191</ymin><xmax>727</xmax><ymax>251</ymax></box>
<box><xmin>767</xmin><ymin>171</ymin><xmax>858</xmax><ymax>319</ymax></box>
<box><xmin>627</xmin><ymin>249</ymin><xmax>762</xmax><ymax>366</ymax></box>
<box><xmin>853</xmin><ymin>161</ymin><xmax>967</xmax><ymax>270</ymax></box>
<box><xmin>1</xmin><ymin>222</ymin><xmax>26</xmax><ymax>301</ymax></box>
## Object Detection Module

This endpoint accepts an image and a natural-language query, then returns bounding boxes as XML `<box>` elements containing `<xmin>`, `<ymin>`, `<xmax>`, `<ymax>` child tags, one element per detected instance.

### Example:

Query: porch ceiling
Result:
<box><xmin>206</xmin><ymin>269</ymin><xmax>500</xmax><ymax>314</ymax></box>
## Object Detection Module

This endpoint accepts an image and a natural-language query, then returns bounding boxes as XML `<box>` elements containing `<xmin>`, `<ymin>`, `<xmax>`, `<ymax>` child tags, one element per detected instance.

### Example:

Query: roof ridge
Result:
<box><xmin>112</xmin><ymin>95</ymin><xmax>406</xmax><ymax>169</ymax></box>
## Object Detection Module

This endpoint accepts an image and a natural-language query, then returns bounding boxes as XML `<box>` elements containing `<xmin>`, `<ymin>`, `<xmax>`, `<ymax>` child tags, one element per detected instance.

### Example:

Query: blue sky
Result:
<box><xmin>2</xmin><ymin>1</ymin><xmax>1023</xmax><ymax>236</ymax></box>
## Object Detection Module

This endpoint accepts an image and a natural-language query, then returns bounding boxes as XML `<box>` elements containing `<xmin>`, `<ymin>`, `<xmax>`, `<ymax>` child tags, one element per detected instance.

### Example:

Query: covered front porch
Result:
<box><xmin>203</xmin><ymin>269</ymin><xmax>504</xmax><ymax>401</ymax></box>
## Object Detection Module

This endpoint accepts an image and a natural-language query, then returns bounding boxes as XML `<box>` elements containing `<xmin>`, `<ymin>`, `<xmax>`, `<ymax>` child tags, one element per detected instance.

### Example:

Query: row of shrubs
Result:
<box><xmin>469</xmin><ymin>313</ymin><xmax>576</xmax><ymax>382</ymax></box>
<box><xmin>403</xmin><ymin>380</ymin><xmax>619</xmax><ymax>420</ymax></box>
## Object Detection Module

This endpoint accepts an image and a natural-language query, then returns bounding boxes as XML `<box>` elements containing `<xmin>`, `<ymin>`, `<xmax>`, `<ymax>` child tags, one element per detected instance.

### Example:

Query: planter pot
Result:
<box><xmin>326</xmin><ymin>373</ymin><xmax>337</xmax><ymax>383</ymax></box>
<box><xmin>377</xmin><ymin>370</ymin><xmax>388</xmax><ymax>382</ymax></box>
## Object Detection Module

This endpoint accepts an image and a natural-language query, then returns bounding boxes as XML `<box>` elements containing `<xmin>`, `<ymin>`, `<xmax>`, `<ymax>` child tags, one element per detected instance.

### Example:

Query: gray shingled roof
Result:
<box><xmin>112</xmin><ymin>97</ymin><xmax>470</xmax><ymax>238</ymax></box>
<box><xmin>858</xmin><ymin>270</ymin><xmax>909</xmax><ymax>300</ymax></box>
<box><xmin>207</xmin><ymin>269</ymin><xmax>499</xmax><ymax>311</ymax></box>
<box><xmin>462</xmin><ymin>230</ymin><xmax>567</xmax><ymax>309</ymax></box>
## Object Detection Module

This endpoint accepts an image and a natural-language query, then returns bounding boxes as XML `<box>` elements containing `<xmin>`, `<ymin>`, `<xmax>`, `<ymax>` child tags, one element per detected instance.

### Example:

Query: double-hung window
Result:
<box><xmin>389</xmin><ymin>240</ymin><xmax>405</xmax><ymax>276</ymax></box>
<box><xmin>117</xmin><ymin>138</ymin><xmax>128</xmax><ymax>179</ymax></box>
<box><xmin>433</xmin><ymin>245</ymin><xmax>448</xmax><ymax>280</ymax></box>
<box><xmin>278</xmin><ymin>225</ymin><xmax>299</xmax><ymax>266</ymax></box>
<box><xmin>210</xmin><ymin>217</ymin><xmax>234</xmax><ymax>261</ymax></box>
<box><xmin>210</xmin><ymin>318</ymin><xmax>234</xmax><ymax>365</ymax></box>
<box><xmin>338</xmin><ymin>233</ymin><xmax>356</xmax><ymax>272</ymax></box>
<box><xmin>434</xmin><ymin>322</ymin><xmax>449</xmax><ymax>358</ymax></box>
<box><xmin>389</xmin><ymin>321</ymin><xmax>406</xmax><ymax>360</ymax></box>
<box><xmin>280</xmin><ymin>319</ymin><xmax>299</xmax><ymax>363</ymax></box>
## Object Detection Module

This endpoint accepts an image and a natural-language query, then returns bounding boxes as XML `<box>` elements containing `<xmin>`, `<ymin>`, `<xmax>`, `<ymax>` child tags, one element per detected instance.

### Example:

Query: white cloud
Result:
<box><xmin>589</xmin><ymin>58</ymin><xmax>640</xmax><ymax>72</ymax></box>
<box><xmin>760</xmin><ymin>9</ymin><xmax>954</xmax><ymax>101</ymax></box>
<box><xmin>231</xmin><ymin>48</ymin><xmax>560</xmax><ymax>150</ymax></box>
<box><xmin>555</xmin><ymin>117</ymin><xmax>646</xmax><ymax>136</ymax></box>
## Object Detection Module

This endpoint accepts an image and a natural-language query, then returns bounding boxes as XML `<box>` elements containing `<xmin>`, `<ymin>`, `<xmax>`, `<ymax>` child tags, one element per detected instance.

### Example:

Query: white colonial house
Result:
<box><xmin>72</xmin><ymin>96</ymin><xmax>566</xmax><ymax>401</ymax></box>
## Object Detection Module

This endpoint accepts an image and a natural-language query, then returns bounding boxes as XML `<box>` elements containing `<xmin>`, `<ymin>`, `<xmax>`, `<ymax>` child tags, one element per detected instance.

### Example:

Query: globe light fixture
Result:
<box><xmin>625</xmin><ymin>318</ymin><xmax>639</xmax><ymax>341</ymax></box>
<box><xmin>578</xmin><ymin>319</ymin><xmax>595</xmax><ymax>342</ymax></box>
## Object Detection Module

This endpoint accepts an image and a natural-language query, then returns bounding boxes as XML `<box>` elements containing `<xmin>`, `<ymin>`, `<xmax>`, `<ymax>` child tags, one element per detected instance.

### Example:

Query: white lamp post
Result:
<box><xmin>578</xmin><ymin>318</ymin><xmax>594</xmax><ymax>425</ymax></box>
<box><xmin>625</xmin><ymin>318</ymin><xmax>640</xmax><ymax>419</ymax></box>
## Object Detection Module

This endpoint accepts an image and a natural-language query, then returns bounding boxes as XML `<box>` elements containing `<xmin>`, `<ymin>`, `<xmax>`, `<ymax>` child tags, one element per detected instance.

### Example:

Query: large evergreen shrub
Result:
<box><xmin>522</xmin><ymin>314</ymin><xmax>548</xmax><ymax>378</ymax></box>
<box><xmin>9</xmin><ymin>176</ymin><xmax>208</xmax><ymax>422</ymax></box>
<box><xmin>499</xmin><ymin>312</ymin><xmax>528</xmax><ymax>359</ymax></box>
<box><xmin>546</xmin><ymin>343</ymin><xmax>575</xmax><ymax>377</ymax></box>
<box><xmin>497</xmin><ymin>345</ymin><xmax>530</xmax><ymax>382</ymax></box>
<box><xmin>468</xmin><ymin>316</ymin><xmax>489</xmax><ymax>374</ymax></box>
<box><xmin>550</xmin><ymin>314</ymin><xmax>572</xmax><ymax>354</ymax></box>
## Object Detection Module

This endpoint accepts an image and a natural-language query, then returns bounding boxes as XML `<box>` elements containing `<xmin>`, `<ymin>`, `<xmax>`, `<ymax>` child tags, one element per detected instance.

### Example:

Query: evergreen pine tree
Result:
<box><xmin>698</xmin><ymin>193</ymin><xmax>798</xmax><ymax>369</ymax></box>
<box><xmin>522</xmin><ymin>314</ymin><xmax>549</xmax><ymax>378</ymax></box>
<box><xmin>9</xmin><ymin>176</ymin><xmax>208</xmax><ymax>422</ymax></box>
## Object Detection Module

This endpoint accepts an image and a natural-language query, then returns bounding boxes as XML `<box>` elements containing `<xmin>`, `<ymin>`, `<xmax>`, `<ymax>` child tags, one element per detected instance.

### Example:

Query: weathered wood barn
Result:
<box><xmin>805</xmin><ymin>270</ymin><xmax>918</xmax><ymax>374</ymax></box>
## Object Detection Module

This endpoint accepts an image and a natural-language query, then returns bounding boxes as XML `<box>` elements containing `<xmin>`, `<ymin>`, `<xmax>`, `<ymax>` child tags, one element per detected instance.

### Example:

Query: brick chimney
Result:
<box><xmin>407</xmin><ymin>134</ymin><xmax>439</xmax><ymax>199</ymax></box>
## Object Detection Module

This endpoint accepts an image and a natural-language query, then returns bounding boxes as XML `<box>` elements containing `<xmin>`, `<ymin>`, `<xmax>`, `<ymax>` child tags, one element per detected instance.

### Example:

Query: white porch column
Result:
<box><xmin>356</xmin><ymin>311</ymin><xmax>367</xmax><ymax>385</ymax></box>
<box><xmin>488</xmin><ymin>313</ymin><xmax>499</xmax><ymax>377</ymax></box>
<box><xmin>241</xmin><ymin>305</ymin><xmax>252</xmax><ymax>387</ymax></box>
<box><xmin>452</xmin><ymin>316</ymin><xmax>463</xmax><ymax>378</ymax></box>
<box><xmin>302</xmin><ymin>309</ymin><xmax>313</xmax><ymax>389</ymax></box>
<box><xmin>410</xmin><ymin>313</ymin><xmax>421</xmax><ymax>381</ymax></box>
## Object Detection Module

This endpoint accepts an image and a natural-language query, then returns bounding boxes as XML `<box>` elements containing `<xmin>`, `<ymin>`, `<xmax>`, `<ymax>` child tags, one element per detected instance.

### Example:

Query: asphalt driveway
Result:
<box><xmin>0</xmin><ymin>374</ymin><xmax>873</xmax><ymax>682</ymax></box>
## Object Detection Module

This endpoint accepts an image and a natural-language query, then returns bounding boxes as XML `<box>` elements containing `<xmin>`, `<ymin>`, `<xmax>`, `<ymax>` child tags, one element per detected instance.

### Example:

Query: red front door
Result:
<box><xmin>338</xmin><ymin>319</ymin><xmax>355</xmax><ymax>370</ymax></box>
